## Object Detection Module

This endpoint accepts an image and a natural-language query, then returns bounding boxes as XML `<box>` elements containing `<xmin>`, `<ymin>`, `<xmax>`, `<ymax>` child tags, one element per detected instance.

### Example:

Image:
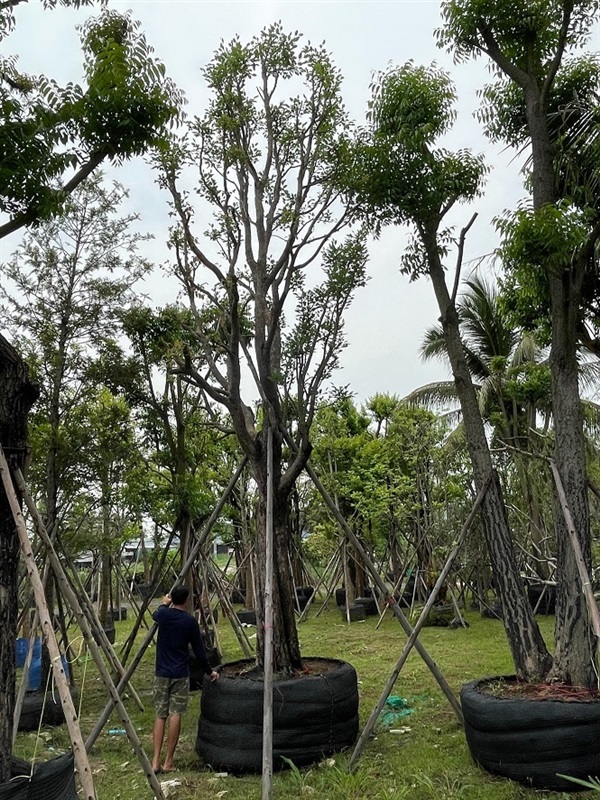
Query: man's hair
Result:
<box><xmin>170</xmin><ymin>585</ymin><xmax>190</xmax><ymax>606</ymax></box>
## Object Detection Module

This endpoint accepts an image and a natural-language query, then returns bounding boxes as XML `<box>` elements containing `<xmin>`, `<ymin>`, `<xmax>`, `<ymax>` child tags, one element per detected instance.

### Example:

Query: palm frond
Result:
<box><xmin>404</xmin><ymin>381</ymin><xmax>461</xmax><ymax>410</ymax></box>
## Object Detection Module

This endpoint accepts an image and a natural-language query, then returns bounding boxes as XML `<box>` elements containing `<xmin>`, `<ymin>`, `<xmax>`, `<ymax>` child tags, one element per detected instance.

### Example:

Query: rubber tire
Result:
<box><xmin>355</xmin><ymin>597</ymin><xmax>378</xmax><ymax>616</ymax></box>
<box><xmin>461</xmin><ymin>676</ymin><xmax>600</xmax><ymax>791</ymax></box>
<box><xmin>18</xmin><ymin>687</ymin><xmax>80</xmax><ymax>732</ymax></box>
<box><xmin>197</xmin><ymin>658</ymin><xmax>359</xmax><ymax>772</ymax></box>
<box><xmin>236</xmin><ymin>609</ymin><xmax>257</xmax><ymax>626</ymax></box>
<box><xmin>340</xmin><ymin>603</ymin><xmax>365</xmax><ymax>622</ymax></box>
<box><xmin>335</xmin><ymin>588</ymin><xmax>346</xmax><ymax>607</ymax></box>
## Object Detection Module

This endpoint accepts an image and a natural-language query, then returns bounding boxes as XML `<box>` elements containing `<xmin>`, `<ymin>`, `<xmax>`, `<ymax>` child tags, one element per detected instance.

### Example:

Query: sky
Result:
<box><xmin>4</xmin><ymin>1</ymin><xmax>594</xmax><ymax>407</ymax></box>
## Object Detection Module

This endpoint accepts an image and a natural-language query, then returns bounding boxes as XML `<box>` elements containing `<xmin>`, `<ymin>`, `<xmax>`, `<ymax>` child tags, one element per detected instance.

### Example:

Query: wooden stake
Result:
<box><xmin>302</xmin><ymin>456</ymin><xmax>464</xmax><ymax>723</ymax></box>
<box><xmin>86</xmin><ymin>457</ymin><xmax>248</xmax><ymax>751</ymax></box>
<box><xmin>0</xmin><ymin>446</ymin><xmax>97</xmax><ymax>800</ymax></box>
<box><xmin>10</xmin><ymin>466</ymin><xmax>166</xmax><ymax>800</ymax></box>
<box><xmin>262</xmin><ymin>427</ymin><xmax>274</xmax><ymax>800</ymax></box>
<box><xmin>550</xmin><ymin>461</ymin><xmax>600</xmax><ymax>649</ymax></box>
<box><xmin>349</xmin><ymin>478</ymin><xmax>490</xmax><ymax>768</ymax></box>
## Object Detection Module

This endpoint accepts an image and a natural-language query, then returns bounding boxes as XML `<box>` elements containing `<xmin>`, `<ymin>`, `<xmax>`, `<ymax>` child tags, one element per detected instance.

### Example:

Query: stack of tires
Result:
<box><xmin>196</xmin><ymin>658</ymin><xmax>359</xmax><ymax>772</ymax></box>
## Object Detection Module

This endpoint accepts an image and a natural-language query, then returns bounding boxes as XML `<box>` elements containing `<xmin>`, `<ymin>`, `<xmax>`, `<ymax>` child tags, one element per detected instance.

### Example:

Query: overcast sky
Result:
<box><xmin>4</xmin><ymin>1</ymin><xmax>596</xmax><ymax>406</ymax></box>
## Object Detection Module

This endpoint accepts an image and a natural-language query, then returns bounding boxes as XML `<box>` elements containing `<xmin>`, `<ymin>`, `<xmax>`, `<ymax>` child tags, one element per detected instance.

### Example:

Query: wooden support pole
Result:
<box><xmin>9</xmin><ymin>466</ymin><xmax>166</xmax><ymax>800</ymax></box>
<box><xmin>15</xmin><ymin>472</ymin><xmax>146</xmax><ymax>711</ymax></box>
<box><xmin>297</xmin><ymin>546</ymin><xmax>340</xmax><ymax>623</ymax></box>
<box><xmin>349</xmin><ymin>478</ymin><xmax>489</xmax><ymax>768</ymax></box>
<box><xmin>0</xmin><ymin>446</ymin><xmax>97</xmax><ymax>800</ymax></box>
<box><xmin>550</xmin><ymin>461</ymin><xmax>600</xmax><ymax>649</ymax></box>
<box><xmin>301</xmin><ymin>455</ymin><xmax>464</xmax><ymax>724</ymax></box>
<box><xmin>204</xmin><ymin>558</ymin><xmax>254</xmax><ymax>658</ymax></box>
<box><xmin>86</xmin><ymin>457</ymin><xmax>248</xmax><ymax>751</ymax></box>
<box><xmin>262</xmin><ymin>427</ymin><xmax>274</xmax><ymax>800</ymax></box>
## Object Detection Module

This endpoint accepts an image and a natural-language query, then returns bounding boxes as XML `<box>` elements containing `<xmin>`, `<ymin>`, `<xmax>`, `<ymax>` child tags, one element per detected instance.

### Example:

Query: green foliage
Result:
<box><xmin>0</xmin><ymin>5</ymin><xmax>181</xmax><ymax>235</ymax></box>
<box><xmin>335</xmin><ymin>62</ymin><xmax>488</xmax><ymax>269</ymax></box>
<box><xmin>496</xmin><ymin>202</ymin><xmax>593</xmax><ymax>339</ymax></box>
<box><xmin>437</xmin><ymin>0</ymin><xmax>600</xmax><ymax>68</ymax></box>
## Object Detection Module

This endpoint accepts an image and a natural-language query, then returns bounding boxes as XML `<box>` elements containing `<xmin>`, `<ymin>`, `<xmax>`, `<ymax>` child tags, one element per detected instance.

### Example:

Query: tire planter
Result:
<box><xmin>236</xmin><ymin>609</ymin><xmax>257</xmax><ymax>626</ymax></box>
<box><xmin>196</xmin><ymin>658</ymin><xmax>359</xmax><ymax>772</ymax></box>
<box><xmin>461</xmin><ymin>676</ymin><xmax>600</xmax><ymax>791</ymax></box>
<box><xmin>0</xmin><ymin>753</ymin><xmax>78</xmax><ymax>800</ymax></box>
<box><xmin>111</xmin><ymin>606</ymin><xmax>128</xmax><ymax>622</ymax></box>
<box><xmin>354</xmin><ymin>597</ymin><xmax>378</xmax><ymax>616</ymax></box>
<box><xmin>18</xmin><ymin>687</ymin><xmax>80</xmax><ymax>732</ymax></box>
<box><xmin>340</xmin><ymin>603</ymin><xmax>365</xmax><ymax>622</ymax></box>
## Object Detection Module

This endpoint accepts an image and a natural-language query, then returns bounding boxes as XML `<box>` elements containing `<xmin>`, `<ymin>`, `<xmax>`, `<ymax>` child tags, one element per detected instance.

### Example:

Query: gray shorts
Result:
<box><xmin>153</xmin><ymin>676</ymin><xmax>190</xmax><ymax>718</ymax></box>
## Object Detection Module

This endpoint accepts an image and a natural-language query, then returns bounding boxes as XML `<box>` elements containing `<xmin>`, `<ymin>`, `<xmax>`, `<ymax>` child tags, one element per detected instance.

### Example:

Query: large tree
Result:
<box><xmin>161</xmin><ymin>24</ymin><xmax>367</xmax><ymax>671</ymax></box>
<box><xmin>336</xmin><ymin>62</ymin><xmax>552</xmax><ymax>680</ymax></box>
<box><xmin>1</xmin><ymin>176</ymin><xmax>150</xmax><ymax>545</ymax></box>
<box><xmin>438</xmin><ymin>0</ymin><xmax>600</xmax><ymax>687</ymax></box>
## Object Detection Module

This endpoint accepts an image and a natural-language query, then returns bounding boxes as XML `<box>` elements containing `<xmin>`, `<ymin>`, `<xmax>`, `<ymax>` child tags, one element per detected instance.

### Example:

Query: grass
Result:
<box><xmin>12</xmin><ymin>602</ymin><xmax>574</xmax><ymax>800</ymax></box>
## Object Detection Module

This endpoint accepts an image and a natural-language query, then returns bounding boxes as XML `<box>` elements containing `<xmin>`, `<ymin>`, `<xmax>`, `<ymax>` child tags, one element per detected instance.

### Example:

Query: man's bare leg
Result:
<box><xmin>163</xmin><ymin>713</ymin><xmax>181</xmax><ymax>771</ymax></box>
<box><xmin>152</xmin><ymin>717</ymin><xmax>166</xmax><ymax>772</ymax></box>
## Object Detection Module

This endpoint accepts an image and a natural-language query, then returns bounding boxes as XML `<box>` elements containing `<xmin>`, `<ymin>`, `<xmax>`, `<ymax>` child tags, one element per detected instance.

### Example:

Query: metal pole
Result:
<box><xmin>261</xmin><ymin>427</ymin><xmax>274</xmax><ymax>800</ymax></box>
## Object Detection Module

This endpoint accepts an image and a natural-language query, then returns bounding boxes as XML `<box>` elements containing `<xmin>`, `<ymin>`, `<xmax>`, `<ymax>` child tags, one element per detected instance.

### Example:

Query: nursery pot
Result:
<box><xmin>196</xmin><ymin>657</ymin><xmax>359</xmax><ymax>772</ymax></box>
<box><xmin>461</xmin><ymin>676</ymin><xmax>600</xmax><ymax>791</ymax></box>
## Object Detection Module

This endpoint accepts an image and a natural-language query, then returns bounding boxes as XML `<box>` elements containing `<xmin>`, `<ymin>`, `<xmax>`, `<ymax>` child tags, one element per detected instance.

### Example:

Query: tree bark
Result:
<box><xmin>0</xmin><ymin>333</ymin><xmax>38</xmax><ymax>781</ymax></box>
<box><xmin>426</xmin><ymin>244</ymin><xmax>552</xmax><ymax>681</ymax></box>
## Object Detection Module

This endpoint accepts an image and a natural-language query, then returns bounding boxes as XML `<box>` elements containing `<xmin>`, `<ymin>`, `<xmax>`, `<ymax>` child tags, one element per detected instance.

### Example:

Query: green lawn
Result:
<box><xmin>13</xmin><ymin>603</ymin><xmax>574</xmax><ymax>800</ymax></box>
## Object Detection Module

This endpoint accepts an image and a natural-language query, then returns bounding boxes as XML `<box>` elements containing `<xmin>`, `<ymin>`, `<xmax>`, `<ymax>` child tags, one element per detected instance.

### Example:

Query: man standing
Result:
<box><xmin>151</xmin><ymin>585</ymin><xmax>219</xmax><ymax>773</ymax></box>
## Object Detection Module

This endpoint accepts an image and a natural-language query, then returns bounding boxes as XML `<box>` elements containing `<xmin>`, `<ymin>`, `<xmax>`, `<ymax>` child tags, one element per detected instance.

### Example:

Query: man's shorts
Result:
<box><xmin>153</xmin><ymin>676</ymin><xmax>190</xmax><ymax>718</ymax></box>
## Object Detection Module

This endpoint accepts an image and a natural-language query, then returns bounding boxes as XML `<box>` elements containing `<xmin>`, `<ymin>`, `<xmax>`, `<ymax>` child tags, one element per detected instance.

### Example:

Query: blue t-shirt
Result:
<box><xmin>152</xmin><ymin>605</ymin><xmax>211</xmax><ymax>679</ymax></box>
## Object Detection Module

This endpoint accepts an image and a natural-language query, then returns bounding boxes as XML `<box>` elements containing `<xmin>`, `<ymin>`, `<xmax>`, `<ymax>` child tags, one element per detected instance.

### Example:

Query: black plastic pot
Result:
<box><xmin>196</xmin><ymin>657</ymin><xmax>359</xmax><ymax>772</ymax></box>
<box><xmin>461</xmin><ymin>676</ymin><xmax>600</xmax><ymax>791</ymax></box>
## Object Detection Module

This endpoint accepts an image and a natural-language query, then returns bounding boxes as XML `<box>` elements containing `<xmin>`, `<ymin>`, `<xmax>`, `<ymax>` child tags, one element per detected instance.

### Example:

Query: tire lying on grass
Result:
<box><xmin>18</xmin><ymin>686</ymin><xmax>80</xmax><ymax>732</ymax></box>
<box><xmin>461</xmin><ymin>676</ymin><xmax>600</xmax><ymax>791</ymax></box>
<box><xmin>196</xmin><ymin>657</ymin><xmax>359</xmax><ymax>772</ymax></box>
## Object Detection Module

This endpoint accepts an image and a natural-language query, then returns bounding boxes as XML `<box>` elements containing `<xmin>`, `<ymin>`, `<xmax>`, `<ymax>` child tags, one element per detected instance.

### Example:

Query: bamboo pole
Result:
<box><xmin>349</xmin><ymin>478</ymin><xmax>489</xmax><ymax>768</ymax></box>
<box><xmin>297</xmin><ymin>546</ymin><xmax>340</xmax><ymax>623</ymax></box>
<box><xmin>12</xmin><ymin>616</ymin><xmax>39</xmax><ymax>746</ymax></box>
<box><xmin>204</xmin><ymin>557</ymin><xmax>254</xmax><ymax>658</ymax></box>
<box><xmin>9</xmin><ymin>466</ymin><xmax>167</xmax><ymax>800</ymax></box>
<box><xmin>86</xmin><ymin>457</ymin><xmax>248</xmax><ymax>751</ymax></box>
<box><xmin>300</xmin><ymin>455</ymin><xmax>464</xmax><ymax>723</ymax></box>
<box><xmin>261</xmin><ymin>427</ymin><xmax>274</xmax><ymax>800</ymax></box>
<box><xmin>550</xmin><ymin>461</ymin><xmax>600</xmax><ymax>648</ymax></box>
<box><xmin>15</xmin><ymin>473</ymin><xmax>146</xmax><ymax>711</ymax></box>
<box><xmin>0</xmin><ymin>446</ymin><xmax>97</xmax><ymax>800</ymax></box>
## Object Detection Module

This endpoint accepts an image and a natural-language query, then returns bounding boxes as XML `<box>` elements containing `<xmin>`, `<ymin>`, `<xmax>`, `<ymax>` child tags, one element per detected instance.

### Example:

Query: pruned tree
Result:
<box><xmin>336</xmin><ymin>61</ymin><xmax>552</xmax><ymax>680</ymax></box>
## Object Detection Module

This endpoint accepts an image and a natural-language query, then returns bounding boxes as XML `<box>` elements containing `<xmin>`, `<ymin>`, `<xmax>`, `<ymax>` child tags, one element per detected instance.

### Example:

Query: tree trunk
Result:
<box><xmin>254</xmin><ymin>484</ymin><xmax>302</xmax><ymax>673</ymax></box>
<box><xmin>0</xmin><ymin>334</ymin><xmax>38</xmax><ymax>781</ymax></box>
<box><xmin>548</xmin><ymin>269</ymin><xmax>593</xmax><ymax>686</ymax></box>
<box><xmin>524</xmin><ymin>78</ymin><xmax>594</xmax><ymax>686</ymax></box>
<box><xmin>427</xmin><ymin>250</ymin><xmax>552</xmax><ymax>681</ymax></box>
